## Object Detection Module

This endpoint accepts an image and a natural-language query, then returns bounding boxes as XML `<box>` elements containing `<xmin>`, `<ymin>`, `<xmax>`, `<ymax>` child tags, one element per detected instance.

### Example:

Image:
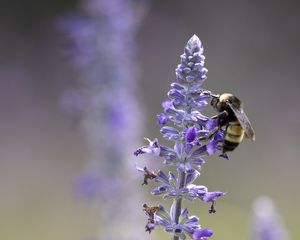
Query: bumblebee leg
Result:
<box><xmin>211</xmin><ymin>110</ymin><xmax>228</xmax><ymax>119</ymax></box>
<box><xmin>198</xmin><ymin>127</ymin><xmax>219</xmax><ymax>141</ymax></box>
<box><xmin>199</xmin><ymin>111</ymin><xmax>228</xmax><ymax>141</ymax></box>
<box><xmin>211</xmin><ymin>110</ymin><xmax>228</xmax><ymax>127</ymax></box>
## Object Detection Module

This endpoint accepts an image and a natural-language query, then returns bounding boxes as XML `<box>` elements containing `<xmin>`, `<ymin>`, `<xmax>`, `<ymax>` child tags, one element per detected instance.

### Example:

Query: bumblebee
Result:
<box><xmin>210</xmin><ymin>93</ymin><xmax>255</xmax><ymax>153</ymax></box>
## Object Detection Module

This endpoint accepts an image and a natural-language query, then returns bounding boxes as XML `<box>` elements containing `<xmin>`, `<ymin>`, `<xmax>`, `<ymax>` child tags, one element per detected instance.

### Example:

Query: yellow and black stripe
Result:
<box><xmin>223</xmin><ymin>121</ymin><xmax>245</xmax><ymax>152</ymax></box>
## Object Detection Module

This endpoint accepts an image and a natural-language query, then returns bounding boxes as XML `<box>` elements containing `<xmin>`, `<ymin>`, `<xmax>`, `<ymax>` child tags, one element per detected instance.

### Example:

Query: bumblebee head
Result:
<box><xmin>211</xmin><ymin>93</ymin><xmax>242</xmax><ymax>112</ymax></box>
<box><xmin>219</xmin><ymin>93</ymin><xmax>242</xmax><ymax>108</ymax></box>
<box><xmin>210</xmin><ymin>94</ymin><xmax>220</xmax><ymax>108</ymax></box>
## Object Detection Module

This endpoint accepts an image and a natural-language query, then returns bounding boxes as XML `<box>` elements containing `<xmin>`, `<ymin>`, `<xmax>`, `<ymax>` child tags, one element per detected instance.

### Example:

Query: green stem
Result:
<box><xmin>172</xmin><ymin>170</ymin><xmax>186</xmax><ymax>240</ymax></box>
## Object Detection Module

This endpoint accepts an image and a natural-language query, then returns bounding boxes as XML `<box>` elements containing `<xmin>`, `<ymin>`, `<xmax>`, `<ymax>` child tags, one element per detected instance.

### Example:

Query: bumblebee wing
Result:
<box><xmin>228</xmin><ymin>103</ymin><xmax>255</xmax><ymax>141</ymax></box>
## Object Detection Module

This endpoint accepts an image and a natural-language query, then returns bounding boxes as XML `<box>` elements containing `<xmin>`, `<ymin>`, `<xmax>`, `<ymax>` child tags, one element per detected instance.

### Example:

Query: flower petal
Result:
<box><xmin>193</xmin><ymin>228</ymin><xmax>214</xmax><ymax>240</ymax></box>
<box><xmin>157</xmin><ymin>113</ymin><xmax>170</xmax><ymax>125</ymax></box>
<box><xmin>185</xmin><ymin>127</ymin><xmax>198</xmax><ymax>143</ymax></box>
<box><xmin>201</xmin><ymin>191</ymin><xmax>225</xmax><ymax>203</ymax></box>
<box><xmin>186</xmin><ymin>169</ymin><xmax>200</xmax><ymax>185</ymax></box>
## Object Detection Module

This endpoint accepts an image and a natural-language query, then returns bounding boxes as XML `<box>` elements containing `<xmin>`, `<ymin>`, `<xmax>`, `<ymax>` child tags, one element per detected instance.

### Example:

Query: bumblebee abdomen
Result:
<box><xmin>226</xmin><ymin>122</ymin><xmax>244</xmax><ymax>143</ymax></box>
<box><xmin>223</xmin><ymin>121</ymin><xmax>245</xmax><ymax>152</ymax></box>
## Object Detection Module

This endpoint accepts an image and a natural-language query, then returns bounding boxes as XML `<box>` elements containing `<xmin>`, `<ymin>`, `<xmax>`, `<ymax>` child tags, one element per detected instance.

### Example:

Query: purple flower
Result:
<box><xmin>154</xmin><ymin>203</ymin><xmax>200</xmax><ymax>238</ymax></box>
<box><xmin>185</xmin><ymin>127</ymin><xmax>198</xmax><ymax>144</ymax></box>
<box><xmin>201</xmin><ymin>191</ymin><xmax>225</xmax><ymax>203</ymax></box>
<box><xmin>199</xmin><ymin>191</ymin><xmax>225</xmax><ymax>214</ymax></box>
<box><xmin>206</xmin><ymin>119</ymin><xmax>218</xmax><ymax>131</ymax></box>
<box><xmin>176</xmin><ymin>35</ymin><xmax>208</xmax><ymax>85</ymax></box>
<box><xmin>188</xmin><ymin>129</ymin><xmax>225</xmax><ymax>158</ymax></box>
<box><xmin>193</xmin><ymin>228</ymin><xmax>214</xmax><ymax>240</ymax></box>
<box><xmin>157</xmin><ymin>113</ymin><xmax>170</xmax><ymax>125</ymax></box>
<box><xmin>134</xmin><ymin>138</ymin><xmax>160</xmax><ymax>156</ymax></box>
<box><xmin>162</xmin><ymin>100</ymin><xmax>174</xmax><ymax>111</ymax></box>
<box><xmin>160</xmin><ymin>126</ymin><xmax>181</xmax><ymax>141</ymax></box>
<box><xmin>134</xmin><ymin>35</ymin><xmax>229</xmax><ymax>238</ymax></box>
<box><xmin>186</xmin><ymin>184</ymin><xmax>208</xmax><ymax>200</ymax></box>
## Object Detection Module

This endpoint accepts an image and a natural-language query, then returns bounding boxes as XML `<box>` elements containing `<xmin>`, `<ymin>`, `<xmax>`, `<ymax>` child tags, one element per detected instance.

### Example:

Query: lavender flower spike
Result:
<box><xmin>59</xmin><ymin>0</ymin><xmax>149</xmax><ymax>239</ymax></box>
<box><xmin>135</xmin><ymin>35</ymin><xmax>227</xmax><ymax>239</ymax></box>
<box><xmin>251</xmin><ymin>196</ymin><xmax>290</xmax><ymax>240</ymax></box>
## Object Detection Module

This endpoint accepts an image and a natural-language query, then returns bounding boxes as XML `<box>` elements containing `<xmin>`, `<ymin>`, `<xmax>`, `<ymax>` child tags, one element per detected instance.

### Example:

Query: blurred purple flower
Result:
<box><xmin>251</xmin><ymin>197</ymin><xmax>289</xmax><ymax>240</ymax></box>
<box><xmin>58</xmin><ymin>0</ymin><xmax>149</xmax><ymax>239</ymax></box>
<box><xmin>75</xmin><ymin>173</ymin><xmax>101</xmax><ymax>199</ymax></box>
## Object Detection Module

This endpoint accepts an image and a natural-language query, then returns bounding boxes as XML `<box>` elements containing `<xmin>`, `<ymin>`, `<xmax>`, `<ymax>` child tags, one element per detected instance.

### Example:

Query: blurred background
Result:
<box><xmin>0</xmin><ymin>0</ymin><xmax>299</xmax><ymax>239</ymax></box>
